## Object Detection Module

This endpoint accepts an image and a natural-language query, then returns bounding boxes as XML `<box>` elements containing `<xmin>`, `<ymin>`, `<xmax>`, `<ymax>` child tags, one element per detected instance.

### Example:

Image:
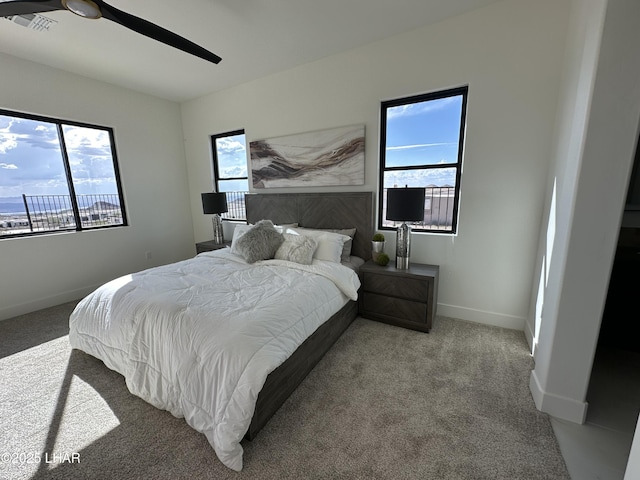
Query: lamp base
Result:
<box><xmin>396</xmin><ymin>256</ymin><xmax>410</xmax><ymax>269</ymax></box>
<box><xmin>395</xmin><ymin>223</ymin><xmax>411</xmax><ymax>270</ymax></box>
<box><xmin>212</xmin><ymin>214</ymin><xmax>224</xmax><ymax>244</ymax></box>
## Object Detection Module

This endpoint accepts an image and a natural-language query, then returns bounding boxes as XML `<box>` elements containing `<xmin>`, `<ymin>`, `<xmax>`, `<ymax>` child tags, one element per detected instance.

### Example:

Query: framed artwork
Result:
<box><xmin>249</xmin><ymin>124</ymin><xmax>365</xmax><ymax>188</ymax></box>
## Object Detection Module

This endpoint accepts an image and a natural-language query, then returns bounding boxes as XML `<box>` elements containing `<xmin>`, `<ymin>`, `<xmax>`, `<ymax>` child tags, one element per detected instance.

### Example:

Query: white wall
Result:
<box><xmin>0</xmin><ymin>53</ymin><xmax>195</xmax><ymax>320</ymax></box>
<box><xmin>181</xmin><ymin>0</ymin><xmax>570</xmax><ymax>330</ymax></box>
<box><xmin>529</xmin><ymin>0</ymin><xmax>640</xmax><ymax>424</ymax></box>
<box><xmin>625</xmin><ymin>413</ymin><xmax>640</xmax><ymax>479</ymax></box>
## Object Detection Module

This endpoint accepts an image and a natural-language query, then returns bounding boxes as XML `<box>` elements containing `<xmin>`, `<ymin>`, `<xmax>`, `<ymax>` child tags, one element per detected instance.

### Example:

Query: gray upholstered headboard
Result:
<box><xmin>245</xmin><ymin>192</ymin><xmax>374</xmax><ymax>261</ymax></box>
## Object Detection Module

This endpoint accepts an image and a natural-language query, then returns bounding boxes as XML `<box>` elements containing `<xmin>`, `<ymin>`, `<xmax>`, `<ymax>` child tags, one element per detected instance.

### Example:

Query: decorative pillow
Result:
<box><xmin>275</xmin><ymin>233</ymin><xmax>318</xmax><ymax>265</ymax></box>
<box><xmin>231</xmin><ymin>222</ymin><xmax>297</xmax><ymax>249</ymax></box>
<box><xmin>233</xmin><ymin>220</ymin><xmax>284</xmax><ymax>263</ymax></box>
<box><xmin>297</xmin><ymin>227</ymin><xmax>356</xmax><ymax>262</ymax></box>
<box><xmin>286</xmin><ymin>228</ymin><xmax>349</xmax><ymax>263</ymax></box>
<box><xmin>230</xmin><ymin>224</ymin><xmax>253</xmax><ymax>255</ymax></box>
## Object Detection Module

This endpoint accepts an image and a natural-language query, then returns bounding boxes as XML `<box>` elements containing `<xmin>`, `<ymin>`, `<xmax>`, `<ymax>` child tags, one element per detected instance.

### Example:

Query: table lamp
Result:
<box><xmin>386</xmin><ymin>187</ymin><xmax>425</xmax><ymax>269</ymax></box>
<box><xmin>201</xmin><ymin>192</ymin><xmax>228</xmax><ymax>244</ymax></box>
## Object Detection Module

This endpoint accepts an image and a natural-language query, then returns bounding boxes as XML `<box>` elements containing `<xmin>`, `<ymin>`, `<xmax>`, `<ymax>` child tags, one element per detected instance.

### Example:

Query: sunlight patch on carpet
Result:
<box><xmin>48</xmin><ymin>374</ymin><xmax>121</xmax><ymax>462</ymax></box>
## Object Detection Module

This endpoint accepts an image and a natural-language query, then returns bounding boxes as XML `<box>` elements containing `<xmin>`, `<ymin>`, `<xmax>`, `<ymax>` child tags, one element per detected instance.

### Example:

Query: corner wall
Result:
<box><xmin>529</xmin><ymin>0</ymin><xmax>640</xmax><ymax>423</ymax></box>
<box><xmin>0</xmin><ymin>53</ymin><xmax>195</xmax><ymax>320</ymax></box>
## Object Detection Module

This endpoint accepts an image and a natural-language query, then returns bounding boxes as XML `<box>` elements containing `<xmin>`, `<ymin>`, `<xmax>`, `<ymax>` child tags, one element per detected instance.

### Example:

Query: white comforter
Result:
<box><xmin>69</xmin><ymin>249</ymin><xmax>360</xmax><ymax>471</ymax></box>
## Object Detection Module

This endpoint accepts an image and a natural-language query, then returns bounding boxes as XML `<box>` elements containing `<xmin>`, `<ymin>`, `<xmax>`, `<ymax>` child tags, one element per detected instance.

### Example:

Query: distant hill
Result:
<box><xmin>0</xmin><ymin>202</ymin><xmax>26</xmax><ymax>214</ymax></box>
<box><xmin>1</xmin><ymin>197</ymin><xmax>120</xmax><ymax>215</ymax></box>
<box><xmin>89</xmin><ymin>201</ymin><xmax>120</xmax><ymax>210</ymax></box>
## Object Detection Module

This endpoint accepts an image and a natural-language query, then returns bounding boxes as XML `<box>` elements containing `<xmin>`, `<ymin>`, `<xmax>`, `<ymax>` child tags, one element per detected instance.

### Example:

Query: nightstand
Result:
<box><xmin>196</xmin><ymin>240</ymin><xmax>231</xmax><ymax>254</ymax></box>
<box><xmin>359</xmin><ymin>260</ymin><xmax>439</xmax><ymax>332</ymax></box>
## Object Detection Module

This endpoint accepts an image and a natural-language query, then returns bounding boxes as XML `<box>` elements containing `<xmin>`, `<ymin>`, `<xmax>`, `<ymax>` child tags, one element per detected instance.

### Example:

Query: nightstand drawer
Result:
<box><xmin>358</xmin><ymin>261</ymin><xmax>438</xmax><ymax>332</ymax></box>
<box><xmin>360</xmin><ymin>292</ymin><xmax>427</xmax><ymax>324</ymax></box>
<box><xmin>362</xmin><ymin>271</ymin><xmax>429</xmax><ymax>301</ymax></box>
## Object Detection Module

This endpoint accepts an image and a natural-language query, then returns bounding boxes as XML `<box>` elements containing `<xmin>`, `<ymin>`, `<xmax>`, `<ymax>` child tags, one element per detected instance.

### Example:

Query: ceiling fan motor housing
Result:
<box><xmin>61</xmin><ymin>0</ymin><xmax>102</xmax><ymax>19</ymax></box>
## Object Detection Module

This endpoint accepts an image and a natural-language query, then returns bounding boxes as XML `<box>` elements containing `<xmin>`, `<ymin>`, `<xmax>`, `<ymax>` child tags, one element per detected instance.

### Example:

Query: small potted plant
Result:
<box><xmin>372</xmin><ymin>233</ymin><xmax>385</xmax><ymax>262</ymax></box>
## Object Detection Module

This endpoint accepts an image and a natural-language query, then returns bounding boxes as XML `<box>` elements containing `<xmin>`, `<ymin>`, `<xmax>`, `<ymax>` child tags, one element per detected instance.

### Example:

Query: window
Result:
<box><xmin>379</xmin><ymin>86</ymin><xmax>468</xmax><ymax>234</ymax></box>
<box><xmin>0</xmin><ymin>109</ymin><xmax>127</xmax><ymax>238</ymax></box>
<box><xmin>211</xmin><ymin>129</ymin><xmax>249</xmax><ymax>221</ymax></box>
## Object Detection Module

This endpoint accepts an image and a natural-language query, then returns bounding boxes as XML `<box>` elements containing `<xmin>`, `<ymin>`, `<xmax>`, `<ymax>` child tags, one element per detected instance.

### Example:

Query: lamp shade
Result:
<box><xmin>386</xmin><ymin>187</ymin><xmax>425</xmax><ymax>222</ymax></box>
<box><xmin>201</xmin><ymin>192</ymin><xmax>228</xmax><ymax>214</ymax></box>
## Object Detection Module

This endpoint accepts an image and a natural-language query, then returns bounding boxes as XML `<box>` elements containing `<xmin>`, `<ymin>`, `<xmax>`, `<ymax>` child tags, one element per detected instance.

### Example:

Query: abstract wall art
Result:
<box><xmin>249</xmin><ymin>124</ymin><xmax>365</xmax><ymax>188</ymax></box>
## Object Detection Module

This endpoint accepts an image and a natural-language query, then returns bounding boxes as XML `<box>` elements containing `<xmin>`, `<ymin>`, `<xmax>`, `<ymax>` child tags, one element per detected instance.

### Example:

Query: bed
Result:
<box><xmin>68</xmin><ymin>191</ymin><xmax>373</xmax><ymax>471</ymax></box>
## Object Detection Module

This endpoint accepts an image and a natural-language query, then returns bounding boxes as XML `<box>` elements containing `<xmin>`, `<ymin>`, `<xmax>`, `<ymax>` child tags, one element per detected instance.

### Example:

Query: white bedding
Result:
<box><xmin>69</xmin><ymin>249</ymin><xmax>360</xmax><ymax>471</ymax></box>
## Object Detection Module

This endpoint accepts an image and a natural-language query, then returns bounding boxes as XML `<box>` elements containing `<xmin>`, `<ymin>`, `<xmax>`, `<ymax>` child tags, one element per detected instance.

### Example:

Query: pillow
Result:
<box><xmin>286</xmin><ymin>228</ymin><xmax>350</xmax><ymax>263</ymax></box>
<box><xmin>233</xmin><ymin>220</ymin><xmax>284</xmax><ymax>263</ymax></box>
<box><xmin>275</xmin><ymin>233</ymin><xmax>318</xmax><ymax>265</ymax></box>
<box><xmin>230</xmin><ymin>224</ymin><xmax>253</xmax><ymax>255</ymax></box>
<box><xmin>274</xmin><ymin>222</ymin><xmax>298</xmax><ymax>233</ymax></box>
<box><xmin>297</xmin><ymin>227</ymin><xmax>356</xmax><ymax>262</ymax></box>
<box><xmin>230</xmin><ymin>222</ymin><xmax>297</xmax><ymax>248</ymax></box>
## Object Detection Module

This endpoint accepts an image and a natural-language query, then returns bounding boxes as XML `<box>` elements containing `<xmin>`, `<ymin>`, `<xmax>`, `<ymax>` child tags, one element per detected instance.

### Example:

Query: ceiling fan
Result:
<box><xmin>0</xmin><ymin>0</ymin><xmax>222</xmax><ymax>64</ymax></box>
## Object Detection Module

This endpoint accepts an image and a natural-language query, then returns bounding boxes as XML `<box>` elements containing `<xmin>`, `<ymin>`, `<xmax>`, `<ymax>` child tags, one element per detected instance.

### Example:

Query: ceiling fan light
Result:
<box><xmin>61</xmin><ymin>0</ymin><xmax>102</xmax><ymax>19</ymax></box>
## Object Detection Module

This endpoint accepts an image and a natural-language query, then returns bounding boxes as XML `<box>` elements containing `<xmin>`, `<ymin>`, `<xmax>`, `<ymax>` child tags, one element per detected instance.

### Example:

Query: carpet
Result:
<box><xmin>0</xmin><ymin>302</ymin><xmax>569</xmax><ymax>479</ymax></box>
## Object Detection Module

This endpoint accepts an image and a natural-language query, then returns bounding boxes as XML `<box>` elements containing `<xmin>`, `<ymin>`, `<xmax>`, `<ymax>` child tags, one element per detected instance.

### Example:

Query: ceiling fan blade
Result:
<box><xmin>96</xmin><ymin>0</ymin><xmax>221</xmax><ymax>65</ymax></box>
<box><xmin>0</xmin><ymin>0</ymin><xmax>64</xmax><ymax>17</ymax></box>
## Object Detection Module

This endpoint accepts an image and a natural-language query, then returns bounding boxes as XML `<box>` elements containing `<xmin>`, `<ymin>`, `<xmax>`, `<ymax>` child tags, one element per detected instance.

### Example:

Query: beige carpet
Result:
<box><xmin>0</xmin><ymin>302</ymin><xmax>569</xmax><ymax>479</ymax></box>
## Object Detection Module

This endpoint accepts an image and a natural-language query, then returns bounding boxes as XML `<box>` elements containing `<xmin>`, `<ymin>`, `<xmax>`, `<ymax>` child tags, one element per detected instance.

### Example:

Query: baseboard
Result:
<box><xmin>529</xmin><ymin>370</ymin><xmax>588</xmax><ymax>424</ymax></box>
<box><xmin>0</xmin><ymin>285</ymin><xmax>97</xmax><ymax>322</ymax></box>
<box><xmin>437</xmin><ymin>303</ymin><xmax>526</xmax><ymax>330</ymax></box>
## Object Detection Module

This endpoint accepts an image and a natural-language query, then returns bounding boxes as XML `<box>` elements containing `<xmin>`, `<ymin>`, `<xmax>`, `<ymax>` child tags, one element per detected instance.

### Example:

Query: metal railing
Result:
<box><xmin>221</xmin><ymin>191</ymin><xmax>248</xmax><ymax>221</ymax></box>
<box><xmin>219</xmin><ymin>188</ymin><xmax>455</xmax><ymax>228</ymax></box>
<box><xmin>382</xmin><ymin>186</ymin><xmax>456</xmax><ymax>231</ymax></box>
<box><xmin>2</xmin><ymin>188</ymin><xmax>456</xmax><ymax>236</ymax></box>
<box><xmin>421</xmin><ymin>186</ymin><xmax>455</xmax><ymax>230</ymax></box>
<box><xmin>0</xmin><ymin>194</ymin><xmax>124</xmax><ymax>235</ymax></box>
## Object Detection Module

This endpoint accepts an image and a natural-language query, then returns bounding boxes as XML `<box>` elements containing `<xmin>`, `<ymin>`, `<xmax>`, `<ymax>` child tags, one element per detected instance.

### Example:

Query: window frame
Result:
<box><xmin>378</xmin><ymin>86</ymin><xmax>468</xmax><ymax>234</ymax></box>
<box><xmin>0</xmin><ymin>108</ymin><xmax>128</xmax><ymax>239</ymax></box>
<box><xmin>211</xmin><ymin>129</ymin><xmax>248</xmax><ymax>193</ymax></box>
<box><xmin>210</xmin><ymin>129</ymin><xmax>249</xmax><ymax>221</ymax></box>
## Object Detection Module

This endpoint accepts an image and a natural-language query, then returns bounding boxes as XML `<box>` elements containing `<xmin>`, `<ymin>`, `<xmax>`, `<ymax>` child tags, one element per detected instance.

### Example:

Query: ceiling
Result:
<box><xmin>0</xmin><ymin>0</ymin><xmax>499</xmax><ymax>103</ymax></box>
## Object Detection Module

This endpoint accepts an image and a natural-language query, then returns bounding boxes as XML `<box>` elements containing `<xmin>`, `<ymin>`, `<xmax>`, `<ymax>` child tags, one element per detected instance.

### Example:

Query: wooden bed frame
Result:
<box><xmin>244</xmin><ymin>191</ymin><xmax>374</xmax><ymax>440</ymax></box>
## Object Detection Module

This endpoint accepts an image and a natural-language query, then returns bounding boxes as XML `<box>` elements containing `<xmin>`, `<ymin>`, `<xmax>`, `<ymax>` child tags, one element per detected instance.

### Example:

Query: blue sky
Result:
<box><xmin>384</xmin><ymin>94</ymin><xmax>463</xmax><ymax>188</ymax></box>
<box><xmin>0</xmin><ymin>114</ymin><xmax>119</xmax><ymax>200</ymax></box>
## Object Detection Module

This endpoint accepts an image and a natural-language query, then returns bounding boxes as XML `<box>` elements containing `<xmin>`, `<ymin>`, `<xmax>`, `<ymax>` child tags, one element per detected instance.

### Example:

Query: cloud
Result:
<box><xmin>1</xmin><ymin>115</ymin><xmax>60</xmax><ymax>152</ymax></box>
<box><xmin>220</xmin><ymin>165</ymin><xmax>247</xmax><ymax>177</ymax></box>
<box><xmin>0</xmin><ymin>117</ymin><xmax>18</xmax><ymax>154</ymax></box>
<box><xmin>216</xmin><ymin>137</ymin><xmax>246</xmax><ymax>154</ymax></box>
<box><xmin>385</xmin><ymin>167</ymin><xmax>456</xmax><ymax>188</ymax></box>
<box><xmin>386</xmin><ymin>142</ymin><xmax>455</xmax><ymax>151</ymax></box>
<box><xmin>0</xmin><ymin>163</ymin><xmax>18</xmax><ymax>169</ymax></box>
<box><xmin>387</xmin><ymin>96</ymin><xmax>458</xmax><ymax>120</ymax></box>
<box><xmin>0</xmin><ymin>137</ymin><xmax>18</xmax><ymax>154</ymax></box>
<box><xmin>63</xmin><ymin>126</ymin><xmax>112</xmax><ymax>163</ymax></box>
